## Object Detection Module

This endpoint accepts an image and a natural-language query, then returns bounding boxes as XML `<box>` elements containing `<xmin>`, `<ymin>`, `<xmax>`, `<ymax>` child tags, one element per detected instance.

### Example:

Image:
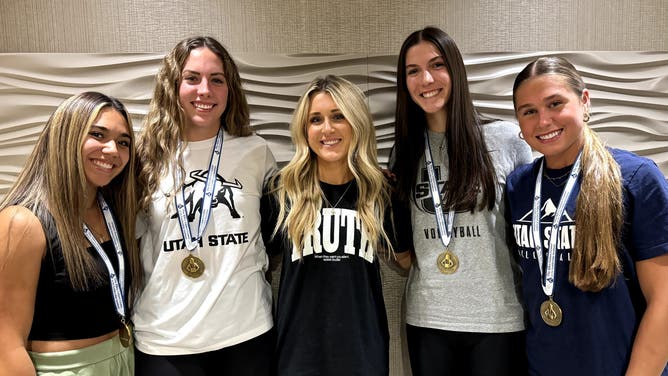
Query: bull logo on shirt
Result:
<box><xmin>171</xmin><ymin>169</ymin><xmax>243</xmax><ymax>221</ymax></box>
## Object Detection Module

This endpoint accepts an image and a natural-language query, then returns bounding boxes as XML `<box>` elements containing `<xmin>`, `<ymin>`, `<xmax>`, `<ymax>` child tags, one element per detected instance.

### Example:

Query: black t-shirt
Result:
<box><xmin>262</xmin><ymin>181</ymin><xmax>389</xmax><ymax>376</ymax></box>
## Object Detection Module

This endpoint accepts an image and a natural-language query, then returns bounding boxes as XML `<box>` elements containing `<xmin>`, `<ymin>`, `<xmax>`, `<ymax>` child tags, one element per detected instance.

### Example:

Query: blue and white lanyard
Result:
<box><xmin>83</xmin><ymin>194</ymin><xmax>126</xmax><ymax>321</ymax></box>
<box><xmin>424</xmin><ymin>131</ymin><xmax>455</xmax><ymax>248</ymax></box>
<box><xmin>175</xmin><ymin>127</ymin><xmax>224</xmax><ymax>251</ymax></box>
<box><xmin>531</xmin><ymin>152</ymin><xmax>582</xmax><ymax>297</ymax></box>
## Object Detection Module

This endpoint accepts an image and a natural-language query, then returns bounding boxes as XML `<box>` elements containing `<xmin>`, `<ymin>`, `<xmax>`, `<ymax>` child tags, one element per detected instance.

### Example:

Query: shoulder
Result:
<box><xmin>226</xmin><ymin>131</ymin><xmax>270</xmax><ymax>147</ymax></box>
<box><xmin>0</xmin><ymin>206</ymin><xmax>43</xmax><ymax>233</ymax></box>
<box><xmin>507</xmin><ymin>158</ymin><xmax>539</xmax><ymax>188</ymax></box>
<box><xmin>0</xmin><ymin>206</ymin><xmax>47</xmax><ymax>260</ymax></box>
<box><xmin>610</xmin><ymin>148</ymin><xmax>666</xmax><ymax>187</ymax></box>
<box><xmin>611</xmin><ymin>147</ymin><xmax>658</xmax><ymax>171</ymax></box>
<box><xmin>482</xmin><ymin>120</ymin><xmax>534</xmax><ymax>165</ymax></box>
<box><xmin>226</xmin><ymin>132</ymin><xmax>276</xmax><ymax>158</ymax></box>
<box><xmin>482</xmin><ymin>120</ymin><xmax>520</xmax><ymax>138</ymax></box>
<box><xmin>483</xmin><ymin>121</ymin><xmax>525</xmax><ymax>149</ymax></box>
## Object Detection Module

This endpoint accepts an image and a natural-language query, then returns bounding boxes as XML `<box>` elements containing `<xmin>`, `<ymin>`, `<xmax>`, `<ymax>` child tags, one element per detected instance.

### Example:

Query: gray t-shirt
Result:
<box><xmin>406</xmin><ymin>120</ymin><xmax>532</xmax><ymax>333</ymax></box>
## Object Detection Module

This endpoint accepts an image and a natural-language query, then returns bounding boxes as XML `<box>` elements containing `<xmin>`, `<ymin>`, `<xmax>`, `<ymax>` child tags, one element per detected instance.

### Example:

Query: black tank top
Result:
<box><xmin>28</xmin><ymin>211</ymin><xmax>130</xmax><ymax>341</ymax></box>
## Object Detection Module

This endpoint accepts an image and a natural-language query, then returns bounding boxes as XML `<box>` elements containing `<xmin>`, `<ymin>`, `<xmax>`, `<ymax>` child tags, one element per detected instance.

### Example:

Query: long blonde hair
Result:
<box><xmin>513</xmin><ymin>57</ymin><xmax>623</xmax><ymax>291</ymax></box>
<box><xmin>0</xmin><ymin>92</ymin><xmax>143</xmax><ymax>299</ymax></box>
<box><xmin>137</xmin><ymin>36</ymin><xmax>250</xmax><ymax>211</ymax></box>
<box><xmin>270</xmin><ymin>75</ymin><xmax>392</xmax><ymax>257</ymax></box>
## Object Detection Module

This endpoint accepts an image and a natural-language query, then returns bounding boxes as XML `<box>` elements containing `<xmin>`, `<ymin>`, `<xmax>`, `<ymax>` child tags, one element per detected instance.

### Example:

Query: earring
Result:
<box><xmin>518</xmin><ymin>131</ymin><xmax>525</xmax><ymax>140</ymax></box>
<box><xmin>583</xmin><ymin>112</ymin><xmax>590</xmax><ymax>123</ymax></box>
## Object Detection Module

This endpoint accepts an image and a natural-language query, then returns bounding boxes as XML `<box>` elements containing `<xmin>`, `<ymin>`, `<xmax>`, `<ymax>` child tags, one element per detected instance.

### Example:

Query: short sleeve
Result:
<box><xmin>624</xmin><ymin>160</ymin><xmax>668</xmax><ymax>260</ymax></box>
<box><xmin>260</xmin><ymin>186</ymin><xmax>283</xmax><ymax>256</ymax></box>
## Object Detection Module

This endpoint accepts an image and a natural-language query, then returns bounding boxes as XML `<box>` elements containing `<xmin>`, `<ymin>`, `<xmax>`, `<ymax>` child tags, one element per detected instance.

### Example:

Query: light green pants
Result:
<box><xmin>29</xmin><ymin>335</ymin><xmax>134</xmax><ymax>376</ymax></box>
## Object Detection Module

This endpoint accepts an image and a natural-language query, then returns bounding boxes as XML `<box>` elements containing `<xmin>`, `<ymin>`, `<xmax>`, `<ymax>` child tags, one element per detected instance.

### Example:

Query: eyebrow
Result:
<box><xmin>309</xmin><ymin>108</ymin><xmax>341</xmax><ymax>115</ymax></box>
<box><xmin>515</xmin><ymin>93</ymin><xmax>562</xmax><ymax>112</ymax></box>
<box><xmin>182</xmin><ymin>70</ymin><xmax>225</xmax><ymax>76</ymax></box>
<box><xmin>90</xmin><ymin>125</ymin><xmax>131</xmax><ymax>139</ymax></box>
<box><xmin>406</xmin><ymin>55</ymin><xmax>444</xmax><ymax>68</ymax></box>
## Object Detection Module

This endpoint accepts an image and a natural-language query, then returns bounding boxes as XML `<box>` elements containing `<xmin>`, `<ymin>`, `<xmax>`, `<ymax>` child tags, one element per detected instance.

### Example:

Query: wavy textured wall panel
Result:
<box><xmin>1</xmin><ymin>52</ymin><xmax>667</xmax><ymax>197</ymax></box>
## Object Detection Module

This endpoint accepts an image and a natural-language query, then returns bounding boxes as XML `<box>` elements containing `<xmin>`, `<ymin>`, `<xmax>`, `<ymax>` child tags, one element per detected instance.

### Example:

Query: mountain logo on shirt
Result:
<box><xmin>518</xmin><ymin>199</ymin><xmax>574</xmax><ymax>222</ymax></box>
<box><xmin>170</xmin><ymin>169</ymin><xmax>244</xmax><ymax>222</ymax></box>
<box><xmin>513</xmin><ymin>198</ymin><xmax>576</xmax><ymax>260</ymax></box>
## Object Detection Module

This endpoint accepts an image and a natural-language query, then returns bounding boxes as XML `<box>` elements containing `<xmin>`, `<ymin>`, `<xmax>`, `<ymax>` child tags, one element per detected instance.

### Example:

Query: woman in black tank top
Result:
<box><xmin>0</xmin><ymin>92</ymin><xmax>142</xmax><ymax>375</ymax></box>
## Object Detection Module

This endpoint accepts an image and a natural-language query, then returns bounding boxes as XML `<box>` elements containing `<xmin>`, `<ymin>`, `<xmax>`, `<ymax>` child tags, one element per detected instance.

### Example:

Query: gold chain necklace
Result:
<box><xmin>322</xmin><ymin>181</ymin><xmax>354</xmax><ymax>208</ymax></box>
<box><xmin>85</xmin><ymin>206</ymin><xmax>109</xmax><ymax>242</ymax></box>
<box><xmin>543</xmin><ymin>169</ymin><xmax>570</xmax><ymax>187</ymax></box>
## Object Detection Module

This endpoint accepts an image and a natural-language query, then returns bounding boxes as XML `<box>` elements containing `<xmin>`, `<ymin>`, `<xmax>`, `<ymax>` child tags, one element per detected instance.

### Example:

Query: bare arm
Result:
<box><xmin>394</xmin><ymin>250</ymin><xmax>412</xmax><ymax>271</ymax></box>
<box><xmin>0</xmin><ymin>206</ymin><xmax>46</xmax><ymax>376</ymax></box>
<box><xmin>626</xmin><ymin>253</ymin><xmax>668</xmax><ymax>375</ymax></box>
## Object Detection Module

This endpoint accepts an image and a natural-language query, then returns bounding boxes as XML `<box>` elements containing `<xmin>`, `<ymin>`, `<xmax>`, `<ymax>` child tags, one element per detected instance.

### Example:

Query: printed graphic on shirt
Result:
<box><xmin>415</xmin><ymin>166</ymin><xmax>482</xmax><ymax>241</ymax></box>
<box><xmin>292</xmin><ymin>208</ymin><xmax>374</xmax><ymax>263</ymax></box>
<box><xmin>162</xmin><ymin>169</ymin><xmax>248</xmax><ymax>252</ymax></box>
<box><xmin>513</xmin><ymin>198</ymin><xmax>576</xmax><ymax>262</ymax></box>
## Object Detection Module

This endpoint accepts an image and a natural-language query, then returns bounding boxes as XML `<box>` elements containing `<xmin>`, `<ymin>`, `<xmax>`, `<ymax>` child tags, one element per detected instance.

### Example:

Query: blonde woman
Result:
<box><xmin>0</xmin><ymin>92</ymin><xmax>141</xmax><ymax>375</ymax></box>
<box><xmin>133</xmin><ymin>36</ymin><xmax>276</xmax><ymax>375</ymax></box>
<box><xmin>262</xmin><ymin>75</ymin><xmax>394</xmax><ymax>375</ymax></box>
<box><xmin>509</xmin><ymin>56</ymin><xmax>668</xmax><ymax>375</ymax></box>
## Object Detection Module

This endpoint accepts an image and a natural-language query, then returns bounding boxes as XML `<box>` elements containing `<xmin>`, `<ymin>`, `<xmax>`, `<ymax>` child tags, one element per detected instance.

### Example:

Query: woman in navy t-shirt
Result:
<box><xmin>507</xmin><ymin>56</ymin><xmax>668</xmax><ymax>375</ymax></box>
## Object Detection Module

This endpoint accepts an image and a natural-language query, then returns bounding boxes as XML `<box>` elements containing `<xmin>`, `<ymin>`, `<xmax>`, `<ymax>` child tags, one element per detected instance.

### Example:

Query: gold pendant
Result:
<box><xmin>540</xmin><ymin>297</ymin><xmax>563</xmax><ymax>327</ymax></box>
<box><xmin>182</xmin><ymin>254</ymin><xmax>205</xmax><ymax>278</ymax></box>
<box><xmin>436</xmin><ymin>249</ymin><xmax>458</xmax><ymax>274</ymax></box>
<box><xmin>119</xmin><ymin>321</ymin><xmax>132</xmax><ymax>348</ymax></box>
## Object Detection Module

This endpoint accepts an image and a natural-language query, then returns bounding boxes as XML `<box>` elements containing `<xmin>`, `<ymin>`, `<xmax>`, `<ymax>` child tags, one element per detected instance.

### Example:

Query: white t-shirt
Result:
<box><xmin>133</xmin><ymin>131</ymin><xmax>277</xmax><ymax>355</ymax></box>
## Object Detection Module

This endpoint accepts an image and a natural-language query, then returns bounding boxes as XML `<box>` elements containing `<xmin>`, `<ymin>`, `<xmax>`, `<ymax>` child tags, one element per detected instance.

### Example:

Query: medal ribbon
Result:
<box><xmin>175</xmin><ymin>127</ymin><xmax>224</xmax><ymax>251</ymax></box>
<box><xmin>531</xmin><ymin>152</ymin><xmax>582</xmax><ymax>298</ymax></box>
<box><xmin>83</xmin><ymin>194</ymin><xmax>126</xmax><ymax>322</ymax></box>
<box><xmin>424</xmin><ymin>131</ymin><xmax>455</xmax><ymax>248</ymax></box>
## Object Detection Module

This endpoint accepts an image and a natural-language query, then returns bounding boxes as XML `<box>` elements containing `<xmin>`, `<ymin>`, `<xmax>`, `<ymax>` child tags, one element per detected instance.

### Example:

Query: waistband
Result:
<box><xmin>29</xmin><ymin>334</ymin><xmax>130</xmax><ymax>371</ymax></box>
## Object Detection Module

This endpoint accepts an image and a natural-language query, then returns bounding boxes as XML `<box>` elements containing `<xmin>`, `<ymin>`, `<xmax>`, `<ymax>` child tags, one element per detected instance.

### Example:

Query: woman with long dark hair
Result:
<box><xmin>391</xmin><ymin>27</ymin><xmax>531</xmax><ymax>375</ymax></box>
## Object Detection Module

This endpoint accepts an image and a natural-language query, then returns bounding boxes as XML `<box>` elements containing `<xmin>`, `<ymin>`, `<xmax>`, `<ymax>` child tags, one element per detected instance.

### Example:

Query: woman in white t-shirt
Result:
<box><xmin>133</xmin><ymin>36</ymin><xmax>276</xmax><ymax>375</ymax></box>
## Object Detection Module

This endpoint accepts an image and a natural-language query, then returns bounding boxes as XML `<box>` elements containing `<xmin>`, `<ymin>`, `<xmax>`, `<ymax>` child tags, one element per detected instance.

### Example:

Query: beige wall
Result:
<box><xmin>1</xmin><ymin>2</ymin><xmax>667</xmax><ymax>376</ymax></box>
<box><xmin>1</xmin><ymin>0</ymin><xmax>667</xmax><ymax>54</ymax></box>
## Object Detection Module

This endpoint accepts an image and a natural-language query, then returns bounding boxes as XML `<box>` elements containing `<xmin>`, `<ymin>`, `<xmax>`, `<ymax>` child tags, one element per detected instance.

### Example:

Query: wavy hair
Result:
<box><xmin>270</xmin><ymin>75</ymin><xmax>392</xmax><ymax>257</ymax></box>
<box><xmin>513</xmin><ymin>56</ymin><xmax>623</xmax><ymax>291</ymax></box>
<box><xmin>1</xmin><ymin>92</ymin><xmax>142</xmax><ymax>300</ymax></box>
<box><xmin>137</xmin><ymin>36</ymin><xmax>250</xmax><ymax>211</ymax></box>
<box><xmin>392</xmin><ymin>26</ymin><xmax>497</xmax><ymax>212</ymax></box>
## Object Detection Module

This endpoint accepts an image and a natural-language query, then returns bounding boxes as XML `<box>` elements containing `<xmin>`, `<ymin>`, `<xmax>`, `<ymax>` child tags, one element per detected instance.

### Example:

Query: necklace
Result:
<box><xmin>439</xmin><ymin>135</ymin><xmax>446</xmax><ymax>152</ymax></box>
<box><xmin>88</xmin><ymin>225</ymin><xmax>109</xmax><ymax>242</ymax></box>
<box><xmin>85</xmin><ymin>206</ymin><xmax>109</xmax><ymax>242</ymax></box>
<box><xmin>543</xmin><ymin>169</ymin><xmax>570</xmax><ymax>187</ymax></box>
<box><xmin>322</xmin><ymin>181</ymin><xmax>354</xmax><ymax>208</ymax></box>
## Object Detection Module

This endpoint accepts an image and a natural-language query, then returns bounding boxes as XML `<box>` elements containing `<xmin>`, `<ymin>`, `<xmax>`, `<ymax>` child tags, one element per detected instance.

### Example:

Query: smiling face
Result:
<box><xmin>514</xmin><ymin>74</ymin><xmax>589</xmax><ymax>168</ymax></box>
<box><xmin>306</xmin><ymin>92</ymin><xmax>353</xmax><ymax>173</ymax></box>
<box><xmin>81</xmin><ymin>107</ymin><xmax>131</xmax><ymax>194</ymax></box>
<box><xmin>404</xmin><ymin>41</ymin><xmax>451</xmax><ymax>129</ymax></box>
<box><xmin>179</xmin><ymin>47</ymin><xmax>229</xmax><ymax>141</ymax></box>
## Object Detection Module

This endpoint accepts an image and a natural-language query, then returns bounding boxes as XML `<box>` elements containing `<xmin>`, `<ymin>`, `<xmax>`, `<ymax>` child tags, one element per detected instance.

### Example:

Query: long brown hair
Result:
<box><xmin>513</xmin><ymin>56</ymin><xmax>623</xmax><ymax>292</ymax></box>
<box><xmin>1</xmin><ymin>92</ymin><xmax>143</xmax><ymax>299</ymax></box>
<box><xmin>137</xmin><ymin>36</ymin><xmax>250</xmax><ymax>211</ymax></box>
<box><xmin>393</xmin><ymin>26</ymin><xmax>497</xmax><ymax>212</ymax></box>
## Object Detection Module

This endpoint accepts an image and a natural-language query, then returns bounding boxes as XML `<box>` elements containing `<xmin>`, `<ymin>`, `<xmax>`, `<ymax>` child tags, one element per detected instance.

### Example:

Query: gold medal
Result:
<box><xmin>119</xmin><ymin>321</ymin><xmax>132</xmax><ymax>348</ymax></box>
<box><xmin>540</xmin><ymin>297</ymin><xmax>563</xmax><ymax>327</ymax></box>
<box><xmin>437</xmin><ymin>249</ymin><xmax>459</xmax><ymax>274</ymax></box>
<box><xmin>182</xmin><ymin>254</ymin><xmax>205</xmax><ymax>278</ymax></box>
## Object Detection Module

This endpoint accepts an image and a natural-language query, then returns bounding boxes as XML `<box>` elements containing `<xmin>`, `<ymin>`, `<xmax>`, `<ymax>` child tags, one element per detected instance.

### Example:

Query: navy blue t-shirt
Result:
<box><xmin>507</xmin><ymin>148</ymin><xmax>668</xmax><ymax>376</ymax></box>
